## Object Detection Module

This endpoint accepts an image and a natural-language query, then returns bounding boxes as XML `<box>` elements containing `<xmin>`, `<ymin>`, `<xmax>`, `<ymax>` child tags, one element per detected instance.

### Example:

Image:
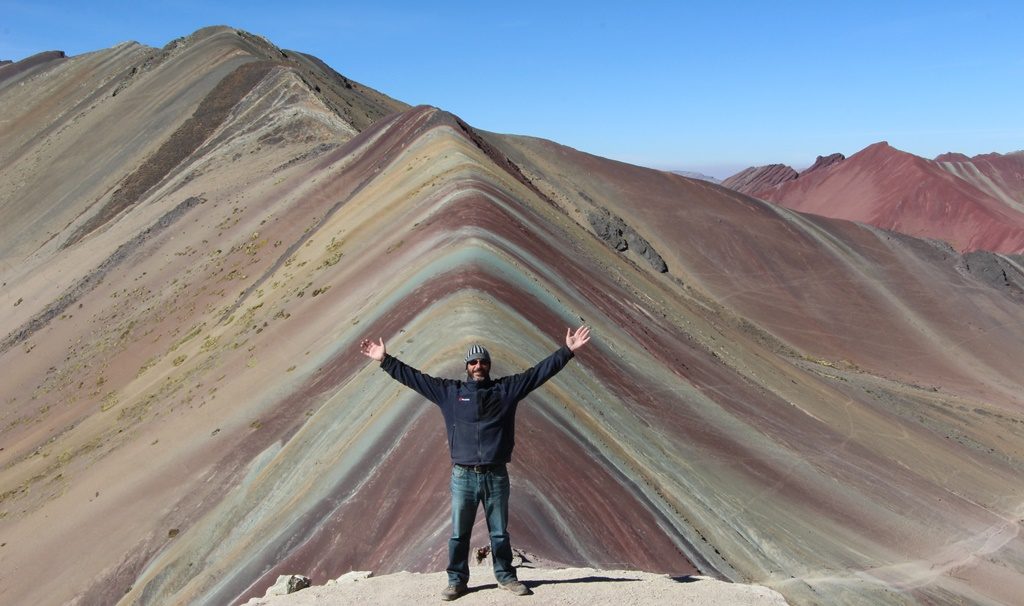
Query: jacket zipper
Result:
<box><xmin>476</xmin><ymin>389</ymin><xmax>483</xmax><ymax>463</ymax></box>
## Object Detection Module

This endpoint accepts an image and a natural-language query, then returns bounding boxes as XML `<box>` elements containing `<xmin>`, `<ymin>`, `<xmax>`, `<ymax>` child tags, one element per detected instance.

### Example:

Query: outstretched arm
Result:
<box><xmin>359</xmin><ymin>338</ymin><xmax>386</xmax><ymax>361</ymax></box>
<box><xmin>360</xmin><ymin>336</ymin><xmax>452</xmax><ymax>405</ymax></box>
<box><xmin>565</xmin><ymin>325</ymin><xmax>591</xmax><ymax>352</ymax></box>
<box><xmin>502</xmin><ymin>326</ymin><xmax>590</xmax><ymax>400</ymax></box>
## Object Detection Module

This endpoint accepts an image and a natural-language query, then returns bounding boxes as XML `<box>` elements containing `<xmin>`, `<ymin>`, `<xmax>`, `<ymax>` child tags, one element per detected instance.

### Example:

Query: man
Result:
<box><xmin>359</xmin><ymin>325</ymin><xmax>591</xmax><ymax>600</ymax></box>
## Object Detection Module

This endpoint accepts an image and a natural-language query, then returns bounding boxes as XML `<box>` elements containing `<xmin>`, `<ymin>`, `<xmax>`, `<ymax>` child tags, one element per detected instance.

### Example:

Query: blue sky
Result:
<box><xmin>2</xmin><ymin>1</ymin><xmax>1021</xmax><ymax>178</ymax></box>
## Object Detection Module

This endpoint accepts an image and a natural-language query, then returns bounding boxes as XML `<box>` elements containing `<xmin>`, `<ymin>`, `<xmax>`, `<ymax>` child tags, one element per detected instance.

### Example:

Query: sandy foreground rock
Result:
<box><xmin>245</xmin><ymin>566</ymin><xmax>790</xmax><ymax>605</ymax></box>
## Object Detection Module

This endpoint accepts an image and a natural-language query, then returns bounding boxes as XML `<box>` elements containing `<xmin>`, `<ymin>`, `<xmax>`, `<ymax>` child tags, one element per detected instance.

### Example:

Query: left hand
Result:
<box><xmin>565</xmin><ymin>325</ymin><xmax>591</xmax><ymax>352</ymax></box>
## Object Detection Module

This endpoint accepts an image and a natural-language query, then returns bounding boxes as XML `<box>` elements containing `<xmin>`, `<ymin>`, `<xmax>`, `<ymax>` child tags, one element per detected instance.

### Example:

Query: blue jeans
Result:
<box><xmin>448</xmin><ymin>464</ymin><xmax>516</xmax><ymax>585</ymax></box>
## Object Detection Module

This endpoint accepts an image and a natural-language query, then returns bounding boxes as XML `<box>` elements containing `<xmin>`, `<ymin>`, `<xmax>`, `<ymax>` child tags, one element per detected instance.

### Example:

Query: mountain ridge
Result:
<box><xmin>2</xmin><ymin>26</ymin><xmax>1024</xmax><ymax>606</ymax></box>
<box><xmin>722</xmin><ymin>142</ymin><xmax>1024</xmax><ymax>253</ymax></box>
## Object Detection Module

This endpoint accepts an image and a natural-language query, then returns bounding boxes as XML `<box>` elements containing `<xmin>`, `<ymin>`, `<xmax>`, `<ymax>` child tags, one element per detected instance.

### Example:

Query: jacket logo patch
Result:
<box><xmin>459</xmin><ymin>397</ymin><xmax>471</xmax><ymax>402</ymax></box>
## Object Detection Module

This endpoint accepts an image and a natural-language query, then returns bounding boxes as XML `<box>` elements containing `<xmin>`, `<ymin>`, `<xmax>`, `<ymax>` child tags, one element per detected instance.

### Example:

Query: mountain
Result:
<box><xmin>934</xmin><ymin>150</ymin><xmax>1024</xmax><ymax>214</ymax></box>
<box><xmin>669</xmin><ymin>170</ymin><xmax>721</xmax><ymax>184</ymax></box>
<box><xmin>723</xmin><ymin>143</ymin><xmax>1024</xmax><ymax>253</ymax></box>
<box><xmin>720</xmin><ymin>163</ymin><xmax>798</xmax><ymax>192</ymax></box>
<box><xmin>3</xmin><ymin>27</ymin><xmax>1024</xmax><ymax>606</ymax></box>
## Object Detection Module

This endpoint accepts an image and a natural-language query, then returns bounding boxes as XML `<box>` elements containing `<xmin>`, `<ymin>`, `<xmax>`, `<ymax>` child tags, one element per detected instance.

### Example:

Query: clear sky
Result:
<box><xmin>2</xmin><ymin>1</ymin><xmax>1021</xmax><ymax>179</ymax></box>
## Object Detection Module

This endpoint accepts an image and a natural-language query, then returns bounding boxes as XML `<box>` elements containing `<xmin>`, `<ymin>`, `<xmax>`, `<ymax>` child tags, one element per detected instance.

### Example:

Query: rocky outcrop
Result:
<box><xmin>960</xmin><ymin>251</ymin><xmax>1024</xmax><ymax>299</ymax></box>
<box><xmin>587</xmin><ymin>206</ymin><xmax>668</xmax><ymax>273</ymax></box>
<box><xmin>265</xmin><ymin>575</ymin><xmax>311</xmax><ymax>596</ymax></box>
<box><xmin>799</xmin><ymin>153</ymin><xmax>844</xmax><ymax>176</ymax></box>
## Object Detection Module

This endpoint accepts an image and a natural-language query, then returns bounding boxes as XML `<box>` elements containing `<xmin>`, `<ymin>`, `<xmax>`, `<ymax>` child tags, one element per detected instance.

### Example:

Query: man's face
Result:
<box><xmin>466</xmin><ymin>358</ymin><xmax>491</xmax><ymax>381</ymax></box>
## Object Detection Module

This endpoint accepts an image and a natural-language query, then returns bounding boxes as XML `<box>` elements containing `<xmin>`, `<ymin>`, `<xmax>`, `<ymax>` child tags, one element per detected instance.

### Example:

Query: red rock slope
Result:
<box><xmin>725</xmin><ymin>143</ymin><xmax>1024</xmax><ymax>253</ymax></box>
<box><xmin>935</xmin><ymin>150</ymin><xmax>1024</xmax><ymax>214</ymax></box>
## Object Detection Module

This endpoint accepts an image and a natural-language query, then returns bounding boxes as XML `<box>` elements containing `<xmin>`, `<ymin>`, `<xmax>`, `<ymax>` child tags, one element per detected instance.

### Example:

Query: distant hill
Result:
<box><xmin>720</xmin><ymin>163</ymin><xmax>798</xmax><ymax>193</ymax></box>
<box><xmin>723</xmin><ymin>144</ymin><xmax>1024</xmax><ymax>253</ymax></box>
<box><xmin>669</xmin><ymin>170</ymin><xmax>721</xmax><ymax>184</ymax></box>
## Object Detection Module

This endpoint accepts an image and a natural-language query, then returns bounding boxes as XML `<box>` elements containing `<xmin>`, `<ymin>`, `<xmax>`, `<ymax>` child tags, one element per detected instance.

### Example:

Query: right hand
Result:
<box><xmin>359</xmin><ymin>338</ymin><xmax>386</xmax><ymax>361</ymax></box>
<box><xmin>565</xmin><ymin>325</ymin><xmax>591</xmax><ymax>352</ymax></box>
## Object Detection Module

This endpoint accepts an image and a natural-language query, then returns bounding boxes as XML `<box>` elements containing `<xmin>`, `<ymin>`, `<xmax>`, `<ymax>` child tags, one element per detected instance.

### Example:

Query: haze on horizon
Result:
<box><xmin>2</xmin><ymin>0</ymin><xmax>1021</xmax><ymax>179</ymax></box>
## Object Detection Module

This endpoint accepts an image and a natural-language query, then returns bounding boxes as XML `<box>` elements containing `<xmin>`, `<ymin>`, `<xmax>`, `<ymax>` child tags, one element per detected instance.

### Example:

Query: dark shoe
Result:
<box><xmin>441</xmin><ymin>582</ymin><xmax>468</xmax><ymax>601</ymax></box>
<box><xmin>499</xmin><ymin>579</ymin><xmax>531</xmax><ymax>596</ymax></box>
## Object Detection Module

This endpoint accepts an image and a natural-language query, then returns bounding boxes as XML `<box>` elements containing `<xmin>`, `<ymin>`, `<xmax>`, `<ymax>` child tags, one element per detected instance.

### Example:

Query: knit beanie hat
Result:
<box><xmin>464</xmin><ymin>344</ymin><xmax>490</xmax><ymax>364</ymax></box>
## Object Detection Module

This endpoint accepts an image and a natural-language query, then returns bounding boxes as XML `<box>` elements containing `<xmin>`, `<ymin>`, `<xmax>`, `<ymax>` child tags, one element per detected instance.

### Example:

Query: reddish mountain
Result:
<box><xmin>935</xmin><ymin>150</ymin><xmax>1024</xmax><ymax>215</ymax></box>
<box><xmin>725</xmin><ymin>143</ymin><xmax>1024</xmax><ymax>253</ymax></box>
<box><xmin>724</xmin><ymin>154</ymin><xmax>847</xmax><ymax>198</ymax></box>
<box><xmin>720</xmin><ymin>163</ymin><xmax>797</xmax><ymax>193</ymax></box>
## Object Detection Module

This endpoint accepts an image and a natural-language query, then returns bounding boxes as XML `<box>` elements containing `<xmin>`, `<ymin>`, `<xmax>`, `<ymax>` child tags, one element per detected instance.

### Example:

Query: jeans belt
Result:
<box><xmin>456</xmin><ymin>463</ymin><xmax>499</xmax><ymax>473</ymax></box>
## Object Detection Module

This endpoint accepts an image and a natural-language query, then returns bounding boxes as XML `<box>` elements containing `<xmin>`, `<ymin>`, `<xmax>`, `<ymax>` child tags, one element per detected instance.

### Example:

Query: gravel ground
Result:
<box><xmin>245</xmin><ymin>566</ymin><xmax>790</xmax><ymax>606</ymax></box>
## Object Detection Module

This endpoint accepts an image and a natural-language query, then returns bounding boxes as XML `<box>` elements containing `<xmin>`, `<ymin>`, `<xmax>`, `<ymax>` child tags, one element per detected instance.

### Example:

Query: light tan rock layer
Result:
<box><xmin>245</xmin><ymin>566</ymin><xmax>790</xmax><ymax>606</ymax></box>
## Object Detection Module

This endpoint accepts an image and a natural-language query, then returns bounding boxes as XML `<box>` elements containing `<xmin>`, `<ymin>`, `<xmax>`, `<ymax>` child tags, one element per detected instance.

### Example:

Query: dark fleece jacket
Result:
<box><xmin>380</xmin><ymin>346</ymin><xmax>575</xmax><ymax>465</ymax></box>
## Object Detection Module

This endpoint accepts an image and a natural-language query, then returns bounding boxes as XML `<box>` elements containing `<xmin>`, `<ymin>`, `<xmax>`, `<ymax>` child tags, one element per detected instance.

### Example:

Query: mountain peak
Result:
<box><xmin>855</xmin><ymin>140</ymin><xmax>913</xmax><ymax>160</ymax></box>
<box><xmin>800</xmin><ymin>152</ymin><xmax>845</xmax><ymax>176</ymax></box>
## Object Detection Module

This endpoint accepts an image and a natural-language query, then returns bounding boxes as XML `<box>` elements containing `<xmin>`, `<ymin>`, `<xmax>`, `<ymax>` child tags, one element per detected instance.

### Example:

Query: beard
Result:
<box><xmin>466</xmin><ymin>369</ymin><xmax>490</xmax><ymax>381</ymax></box>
